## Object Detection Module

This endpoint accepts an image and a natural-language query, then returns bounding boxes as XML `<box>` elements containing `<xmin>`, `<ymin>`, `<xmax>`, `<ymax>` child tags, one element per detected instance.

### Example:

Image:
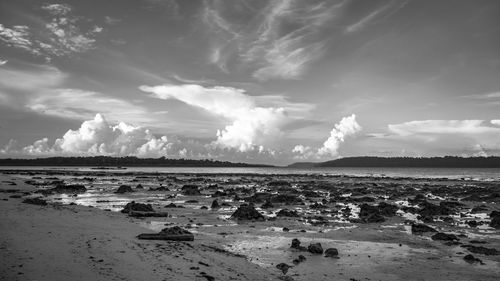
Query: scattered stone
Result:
<box><xmin>137</xmin><ymin>226</ymin><xmax>194</xmax><ymax>241</ymax></box>
<box><xmin>121</xmin><ymin>201</ymin><xmax>154</xmax><ymax>213</ymax></box>
<box><xmin>432</xmin><ymin>232</ymin><xmax>459</xmax><ymax>242</ymax></box>
<box><xmin>276</xmin><ymin>209</ymin><xmax>299</xmax><ymax>217</ymax></box>
<box><xmin>276</xmin><ymin>263</ymin><xmax>292</xmax><ymax>274</ymax></box>
<box><xmin>211</xmin><ymin>199</ymin><xmax>220</xmax><ymax>209</ymax></box>
<box><xmin>230</xmin><ymin>204</ymin><xmax>265</xmax><ymax>221</ymax></box>
<box><xmin>181</xmin><ymin>184</ymin><xmax>201</xmax><ymax>196</ymax></box>
<box><xmin>292</xmin><ymin>255</ymin><xmax>306</xmax><ymax>265</ymax></box>
<box><xmin>359</xmin><ymin>204</ymin><xmax>385</xmax><ymax>223</ymax></box>
<box><xmin>461</xmin><ymin>245</ymin><xmax>500</xmax><ymax>255</ymax></box>
<box><xmin>324</xmin><ymin>248</ymin><xmax>339</xmax><ymax>258</ymax></box>
<box><xmin>50</xmin><ymin>184</ymin><xmax>87</xmax><ymax>194</ymax></box>
<box><xmin>115</xmin><ymin>185</ymin><xmax>134</xmax><ymax>194</ymax></box>
<box><xmin>463</xmin><ymin>254</ymin><xmax>484</xmax><ymax>264</ymax></box>
<box><xmin>290</xmin><ymin>239</ymin><xmax>307</xmax><ymax>251</ymax></box>
<box><xmin>411</xmin><ymin>223</ymin><xmax>437</xmax><ymax>234</ymax></box>
<box><xmin>307</xmin><ymin>243</ymin><xmax>323</xmax><ymax>254</ymax></box>
<box><xmin>22</xmin><ymin>197</ymin><xmax>47</xmax><ymax>206</ymax></box>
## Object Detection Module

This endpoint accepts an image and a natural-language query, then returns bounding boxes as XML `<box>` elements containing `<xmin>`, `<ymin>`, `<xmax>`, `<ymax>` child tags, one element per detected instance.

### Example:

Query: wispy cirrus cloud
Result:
<box><xmin>0</xmin><ymin>3</ymin><xmax>103</xmax><ymax>60</ymax></box>
<box><xmin>202</xmin><ymin>0</ymin><xmax>347</xmax><ymax>81</ymax></box>
<box><xmin>345</xmin><ymin>0</ymin><xmax>410</xmax><ymax>33</ymax></box>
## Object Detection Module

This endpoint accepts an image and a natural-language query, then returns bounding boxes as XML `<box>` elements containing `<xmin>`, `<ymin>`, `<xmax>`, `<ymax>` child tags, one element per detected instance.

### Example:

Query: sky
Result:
<box><xmin>1</xmin><ymin>0</ymin><xmax>500</xmax><ymax>165</ymax></box>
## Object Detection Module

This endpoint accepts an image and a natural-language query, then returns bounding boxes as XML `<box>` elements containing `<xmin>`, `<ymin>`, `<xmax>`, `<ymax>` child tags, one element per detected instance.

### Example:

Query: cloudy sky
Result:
<box><xmin>1</xmin><ymin>0</ymin><xmax>500</xmax><ymax>165</ymax></box>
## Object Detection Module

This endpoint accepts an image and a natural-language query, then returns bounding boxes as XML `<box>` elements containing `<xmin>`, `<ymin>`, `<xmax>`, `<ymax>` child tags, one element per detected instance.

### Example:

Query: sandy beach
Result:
<box><xmin>1</xmin><ymin>170</ymin><xmax>499</xmax><ymax>281</ymax></box>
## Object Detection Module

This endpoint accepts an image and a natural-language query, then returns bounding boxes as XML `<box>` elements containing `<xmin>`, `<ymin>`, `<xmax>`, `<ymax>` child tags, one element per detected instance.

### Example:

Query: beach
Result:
<box><xmin>1</xmin><ymin>169</ymin><xmax>499</xmax><ymax>281</ymax></box>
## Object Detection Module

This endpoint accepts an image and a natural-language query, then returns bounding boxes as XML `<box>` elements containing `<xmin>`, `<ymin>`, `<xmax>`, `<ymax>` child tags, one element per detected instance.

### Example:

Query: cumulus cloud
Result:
<box><xmin>317</xmin><ymin>114</ymin><xmax>362</xmax><ymax>157</ymax></box>
<box><xmin>2</xmin><ymin>114</ymin><xmax>172</xmax><ymax>157</ymax></box>
<box><xmin>140</xmin><ymin>83</ymin><xmax>305</xmax><ymax>152</ymax></box>
<box><xmin>292</xmin><ymin>114</ymin><xmax>362</xmax><ymax>159</ymax></box>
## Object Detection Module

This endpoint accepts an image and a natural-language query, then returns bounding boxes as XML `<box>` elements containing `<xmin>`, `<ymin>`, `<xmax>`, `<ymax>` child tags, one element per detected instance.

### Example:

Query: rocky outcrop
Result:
<box><xmin>411</xmin><ymin>223</ymin><xmax>437</xmax><ymax>234</ymax></box>
<box><xmin>461</xmin><ymin>245</ymin><xmax>500</xmax><ymax>256</ymax></box>
<box><xmin>276</xmin><ymin>209</ymin><xmax>299</xmax><ymax>217</ymax></box>
<box><xmin>137</xmin><ymin>226</ymin><xmax>194</xmax><ymax>241</ymax></box>
<box><xmin>463</xmin><ymin>254</ymin><xmax>483</xmax><ymax>264</ymax></box>
<box><xmin>211</xmin><ymin>199</ymin><xmax>220</xmax><ymax>209</ymax></box>
<box><xmin>359</xmin><ymin>204</ymin><xmax>385</xmax><ymax>223</ymax></box>
<box><xmin>431</xmin><ymin>232</ymin><xmax>459</xmax><ymax>241</ymax></box>
<box><xmin>22</xmin><ymin>197</ymin><xmax>48</xmax><ymax>206</ymax></box>
<box><xmin>181</xmin><ymin>184</ymin><xmax>201</xmax><ymax>196</ymax></box>
<box><xmin>307</xmin><ymin>243</ymin><xmax>323</xmax><ymax>254</ymax></box>
<box><xmin>276</xmin><ymin>263</ymin><xmax>292</xmax><ymax>274</ymax></box>
<box><xmin>121</xmin><ymin>201</ymin><xmax>154</xmax><ymax>213</ymax></box>
<box><xmin>230</xmin><ymin>204</ymin><xmax>265</xmax><ymax>221</ymax></box>
<box><xmin>489</xmin><ymin>210</ymin><xmax>500</xmax><ymax>229</ymax></box>
<box><xmin>115</xmin><ymin>185</ymin><xmax>134</xmax><ymax>194</ymax></box>
<box><xmin>50</xmin><ymin>184</ymin><xmax>87</xmax><ymax>194</ymax></box>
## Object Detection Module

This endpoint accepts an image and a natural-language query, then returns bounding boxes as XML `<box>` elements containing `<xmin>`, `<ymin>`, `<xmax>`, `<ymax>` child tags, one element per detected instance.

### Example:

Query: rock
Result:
<box><xmin>181</xmin><ymin>184</ymin><xmax>201</xmax><ymax>196</ymax></box>
<box><xmin>164</xmin><ymin>203</ymin><xmax>182</xmax><ymax>208</ymax></box>
<box><xmin>418</xmin><ymin>201</ymin><xmax>453</xmax><ymax>217</ymax></box>
<box><xmin>230</xmin><ymin>204</ymin><xmax>265</xmax><ymax>221</ymax></box>
<box><xmin>22</xmin><ymin>197</ymin><xmax>47</xmax><ymax>206</ymax></box>
<box><xmin>283</xmin><ymin>227</ymin><xmax>290</xmax><ymax>232</ymax></box>
<box><xmin>377</xmin><ymin>202</ymin><xmax>398</xmax><ymax>217</ymax></box>
<box><xmin>461</xmin><ymin>245</ymin><xmax>500</xmax><ymax>255</ymax></box>
<box><xmin>129</xmin><ymin>211</ymin><xmax>169</xmax><ymax>217</ymax></box>
<box><xmin>137</xmin><ymin>226</ymin><xmax>194</xmax><ymax>241</ymax></box>
<box><xmin>276</xmin><ymin>263</ymin><xmax>292</xmax><ymax>274</ymax></box>
<box><xmin>292</xmin><ymin>255</ymin><xmax>306</xmax><ymax>264</ymax></box>
<box><xmin>261</xmin><ymin>200</ymin><xmax>274</xmax><ymax>209</ymax></box>
<box><xmin>211</xmin><ymin>199</ymin><xmax>220</xmax><ymax>209</ymax></box>
<box><xmin>149</xmin><ymin>186</ymin><xmax>169</xmax><ymax>192</ymax></box>
<box><xmin>115</xmin><ymin>185</ymin><xmax>134</xmax><ymax>194</ymax></box>
<box><xmin>270</xmin><ymin>194</ymin><xmax>303</xmax><ymax>205</ymax></box>
<box><xmin>489</xmin><ymin>210</ymin><xmax>500</xmax><ymax>229</ymax></box>
<box><xmin>307</xmin><ymin>243</ymin><xmax>323</xmax><ymax>254</ymax></box>
<box><xmin>431</xmin><ymin>232</ymin><xmax>459</xmax><ymax>241</ymax></box>
<box><xmin>290</xmin><ymin>238</ymin><xmax>307</xmax><ymax>251</ymax></box>
<box><xmin>212</xmin><ymin>190</ymin><xmax>228</xmax><ymax>197</ymax></box>
<box><xmin>276</xmin><ymin>209</ymin><xmax>299</xmax><ymax>217</ymax></box>
<box><xmin>136</xmin><ymin>184</ymin><xmax>144</xmax><ymax>189</ymax></box>
<box><xmin>411</xmin><ymin>223</ymin><xmax>437</xmax><ymax>234</ymax></box>
<box><xmin>463</xmin><ymin>254</ymin><xmax>483</xmax><ymax>264</ymax></box>
<box><xmin>268</xmin><ymin>180</ymin><xmax>292</xmax><ymax>187</ymax></box>
<box><xmin>121</xmin><ymin>201</ymin><xmax>154</xmax><ymax>213</ymax></box>
<box><xmin>50</xmin><ymin>184</ymin><xmax>87</xmax><ymax>194</ymax></box>
<box><xmin>324</xmin><ymin>248</ymin><xmax>339</xmax><ymax>258</ymax></box>
<box><xmin>359</xmin><ymin>204</ymin><xmax>385</xmax><ymax>223</ymax></box>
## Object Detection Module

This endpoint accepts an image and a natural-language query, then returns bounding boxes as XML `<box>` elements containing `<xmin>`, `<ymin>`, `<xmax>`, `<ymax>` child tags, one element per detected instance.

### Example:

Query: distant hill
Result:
<box><xmin>289</xmin><ymin>156</ymin><xmax>500</xmax><ymax>168</ymax></box>
<box><xmin>0</xmin><ymin>156</ymin><xmax>273</xmax><ymax>168</ymax></box>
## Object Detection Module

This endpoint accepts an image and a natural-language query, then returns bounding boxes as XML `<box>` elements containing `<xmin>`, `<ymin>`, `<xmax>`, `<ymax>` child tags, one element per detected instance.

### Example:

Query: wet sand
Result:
<box><xmin>1</xmin><ymin>169</ymin><xmax>499</xmax><ymax>281</ymax></box>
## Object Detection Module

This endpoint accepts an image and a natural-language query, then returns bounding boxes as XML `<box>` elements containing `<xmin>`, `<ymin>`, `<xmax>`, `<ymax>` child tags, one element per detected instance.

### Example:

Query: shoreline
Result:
<box><xmin>1</xmin><ymin>170</ymin><xmax>499</xmax><ymax>281</ymax></box>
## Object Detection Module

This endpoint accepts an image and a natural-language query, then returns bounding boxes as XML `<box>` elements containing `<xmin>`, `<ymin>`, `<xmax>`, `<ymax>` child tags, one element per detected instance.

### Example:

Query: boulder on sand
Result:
<box><xmin>359</xmin><ymin>204</ymin><xmax>385</xmax><ymax>223</ymax></box>
<box><xmin>181</xmin><ymin>184</ymin><xmax>201</xmax><ymax>196</ymax></box>
<box><xmin>51</xmin><ymin>184</ymin><xmax>87</xmax><ymax>194</ymax></box>
<box><xmin>324</xmin><ymin>248</ymin><xmax>339</xmax><ymax>258</ymax></box>
<box><xmin>290</xmin><ymin>238</ymin><xmax>307</xmax><ymax>251</ymax></box>
<box><xmin>411</xmin><ymin>223</ymin><xmax>437</xmax><ymax>234</ymax></box>
<box><xmin>121</xmin><ymin>201</ymin><xmax>154</xmax><ymax>213</ymax></box>
<box><xmin>115</xmin><ymin>185</ymin><xmax>134</xmax><ymax>194</ymax></box>
<box><xmin>211</xmin><ymin>199</ymin><xmax>220</xmax><ymax>209</ymax></box>
<box><xmin>431</xmin><ymin>232</ymin><xmax>459</xmax><ymax>241</ymax></box>
<box><xmin>22</xmin><ymin>197</ymin><xmax>48</xmax><ymax>206</ymax></box>
<box><xmin>307</xmin><ymin>242</ymin><xmax>323</xmax><ymax>254</ymax></box>
<box><xmin>137</xmin><ymin>226</ymin><xmax>194</xmax><ymax>241</ymax></box>
<box><xmin>276</xmin><ymin>209</ymin><xmax>299</xmax><ymax>217</ymax></box>
<box><xmin>276</xmin><ymin>263</ymin><xmax>292</xmax><ymax>274</ymax></box>
<box><xmin>230</xmin><ymin>204</ymin><xmax>265</xmax><ymax>221</ymax></box>
<box><xmin>489</xmin><ymin>210</ymin><xmax>500</xmax><ymax>229</ymax></box>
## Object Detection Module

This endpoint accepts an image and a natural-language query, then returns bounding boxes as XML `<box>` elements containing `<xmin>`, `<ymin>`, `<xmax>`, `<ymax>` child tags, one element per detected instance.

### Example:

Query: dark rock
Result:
<box><xmin>211</xmin><ymin>199</ymin><xmax>220</xmax><ymax>209</ymax></box>
<box><xmin>200</xmin><ymin>206</ymin><xmax>208</xmax><ymax>210</ymax></box>
<box><xmin>261</xmin><ymin>200</ymin><xmax>274</xmax><ymax>209</ymax></box>
<box><xmin>470</xmin><ymin>205</ymin><xmax>488</xmax><ymax>213</ymax></box>
<box><xmin>136</xmin><ymin>184</ymin><xmax>144</xmax><ymax>189</ymax></box>
<box><xmin>115</xmin><ymin>185</ymin><xmax>134</xmax><ymax>194</ymax></box>
<box><xmin>418</xmin><ymin>201</ymin><xmax>453</xmax><ymax>217</ymax></box>
<box><xmin>324</xmin><ymin>248</ymin><xmax>339</xmax><ymax>258</ymax></box>
<box><xmin>212</xmin><ymin>190</ymin><xmax>227</xmax><ymax>197</ymax></box>
<box><xmin>292</xmin><ymin>255</ymin><xmax>306</xmax><ymax>265</ymax></box>
<box><xmin>461</xmin><ymin>245</ymin><xmax>500</xmax><ymax>255</ymax></box>
<box><xmin>378</xmin><ymin>202</ymin><xmax>398</xmax><ymax>217</ymax></box>
<box><xmin>466</xmin><ymin>220</ymin><xmax>478</xmax><ymax>228</ymax></box>
<box><xmin>276</xmin><ymin>263</ymin><xmax>292</xmax><ymax>274</ymax></box>
<box><xmin>307</xmin><ymin>243</ymin><xmax>323</xmax><ymax>254</ymax></box>
<box><xmin>165</xmin><ymin>203</ymin><xmax>182</xmax><ymax>208</ymax></box>
<box><xmin>22</xmin><ymin>197</ymin><xmax>47</xmax><ymax>206</ymax></box>
<box><xmin>121</xmin><ymin>201</ymin><xmax>154</xmax><ymax>213</ymax></box>
<box><xmin>431</xmin><ymin>232</ymin><xmax>459</xmax><ymax>241</ymax></box>
<box><xmin>181</xmin><ymin>184</ymin><xmax>201</xmax><ymax>196</ymax></box>
<box><xmin>359</xmin><ymin>204</ymin><xmax>385</xmax><ymax>223</ymax></box>
<box><xmin>283</xmin><ymin>227</ymin><xmax>290</xmax><ymax>232</ymax></box>
<box><xmin>185</xmin><ymin>200</ymin><xmax>199</xmax><ymax>203</ymax></box>
<box><xmin>268</xmin><ymin>180</ymin><xmax>292</xmax><ymax>187</ymax></box>
<box><xmin>463</xmin><ymin>254</ymin><xmax>483</xmax><ymax>264</ymax></box>
<box><xmin>411</xmin><ymin>223</ymin><xmax>437</xmax><ymax>234</ymax></box>
<box><xmin>276</xmin><ymin>209</ymin><xmax>299</xmax><ymax>217</ymax></box>
<box><xmin>149</xmin><ymin>186</ymin><xmax>169</xmax><ymax>192</ymax></box>
<box><xmin>137</xmin><ymin>226</ymin><xmax>194</xmax><ymax>241</ymax></box>
<box><xmin>270</xmin><ymin>194</ymin><xmax>303</xmax><ymax>205</ymax></box>
<box><xmin>290</xmin><ymin>238</ymin><xmax>307</xmax><ymax>251</ymax></box>
<box><xmin>230</xmin><ymin>204</ymin><xmax>265</xmax><ymax>221</ymax></box>
<box><xmin>489</xmin><ymin>210</ymin><xmax>500</xmax><ymax>229</ymax></box>
<box><xmin>51</xmin><ymin>184</ymin><xmax>87</xmax><ymax>194</ymax></box>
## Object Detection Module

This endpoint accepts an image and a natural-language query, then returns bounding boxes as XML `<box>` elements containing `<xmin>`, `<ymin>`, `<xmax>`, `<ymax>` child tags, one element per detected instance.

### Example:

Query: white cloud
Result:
<box><xmin>0</xmin><ymin>4</ymin><xmax>102</xmax><ymax>60</ymax></box>
<box><xmin>6</xmin><ymin>114</ymin><xmax>172</xmax><ymax>157</ymax></box>
<box><xmin>345</xmin><ymin>1</ymin><xmax>409</xmax><ymax>33</ymax></box>
<box><xmin>317</xmin><ymin>114</ymin><xmax>362</xmax><ymax>157</ymax></box>
<box><xmin>0</xmin><ymin>59</ymin><xmax>8</xmax><ymax>66</ymax></box>
<box><xmin>388</xmin><ymin>120</ymin><xmax>499</xmax><ymax>136</ymax></box>
<box><xmin>140</xmin><ymin>83</ymin><xmax>311</xmax><ymax>152</ymax></box>
<box><xmin>492</xmin><ymin>120</ymin><xmax>500</xmax><ymax>126</ymax></box>
<box><xmin>202</xmin><ymin>0</ymin><xmax>345</xmax><ymax>80</ymax></box>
